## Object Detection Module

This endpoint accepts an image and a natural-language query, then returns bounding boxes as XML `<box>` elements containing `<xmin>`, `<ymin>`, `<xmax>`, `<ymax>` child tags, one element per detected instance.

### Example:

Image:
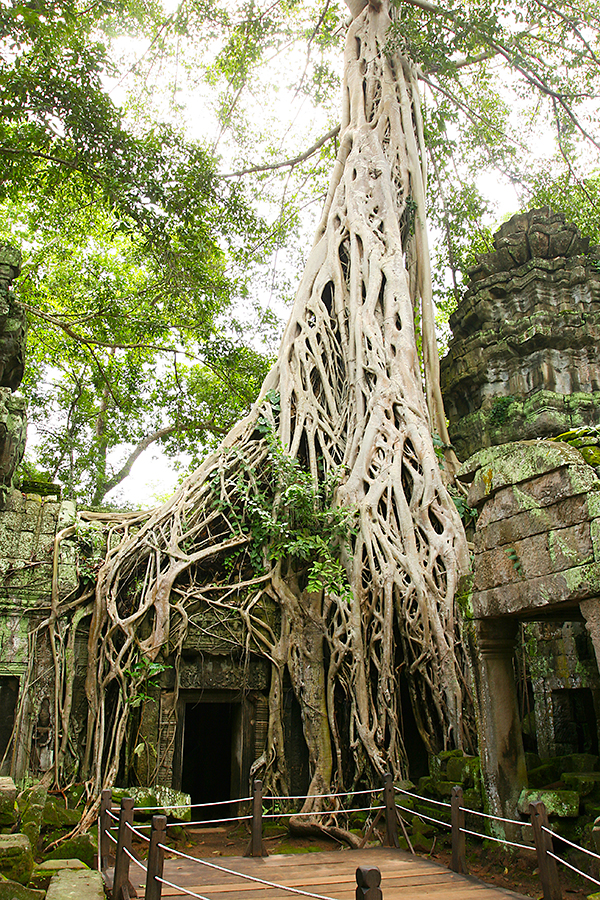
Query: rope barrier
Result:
<box><xmin>395</xmin><ymin>802</ymin><xmax>450</xmax><ymax>831</ymax></box>
<box><xmin>106</xmin><ymin>831</ymin><xmax>118</xmax><ymax>845</ymax></box>
<box><xmin>157</xmin><ymin>844</ymin><xmax>339</xmax><ymax>900</ymax></box>
<box><xmin>459</xmin><ymin>826</ymin><xmax>534</xmax><ymax>852</ymax></box>
<box><xmin>125</xmin><ymin>821</ymin><xmax>151</xmax><ymax>843</ymax></box>
<box><xmin>542</xmin><ymin>825</ymin><xmax>600</xmax><ymax>864</ymax></box>
<box><xmin>167</xmin><ymin>815</ymin><xmax>252</xmax><ymax>828</ymax></box>
<box><xmin>394</xmin><ymin>787</ymin><xmax>452</xmax><ymax>809</ymax></box>
<box><xmin>262</xmin><ymin>788</ymin><xmax>379</xmax><ymax>802</ymax></box>
<box><xmin>547</xmin><ymin>851</ymin><xmax>600</xmax><ymax>888</ymax></box>
<box><xmin>123</xmin><ymin>847</ymin><xmax>148</xmax><ymax>873</ymax></box>
<box><xmin>468</xmin><ymin>807</ymin><xmax>533</xmax><ymax>828</ymax></box>
<box><xmin>106</xmin><ymin>810</ymin><xmax>119</xmax><ymax>821</ymax></box>
<box><xmin>262</xmin><ymin>804</ymin><xmax>384</xmax><ymax>820</ymax></box>
<box><xmin>132</xmin><ymin>797</ymin><xmax>253</xmax><ymax>812</ymax></box>
<box><xmin>156</xmin><ymin>875</ymin><xmax>211</xmax><ymax>900</ymax></box>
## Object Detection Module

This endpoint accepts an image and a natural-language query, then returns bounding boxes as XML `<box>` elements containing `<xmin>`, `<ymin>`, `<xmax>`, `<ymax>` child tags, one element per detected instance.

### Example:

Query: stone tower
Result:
<box><xmin>440</xmin><ymin>208</ymin><xmax>600</xmax><ymax>461</ymax></box>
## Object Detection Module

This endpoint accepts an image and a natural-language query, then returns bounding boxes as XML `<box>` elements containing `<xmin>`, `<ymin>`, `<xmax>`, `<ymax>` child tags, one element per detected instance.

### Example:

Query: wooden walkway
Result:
<box><xmin>132</xmin><ymin>848</ymin><xmax>530</xmax><ymax>900</ymax></box>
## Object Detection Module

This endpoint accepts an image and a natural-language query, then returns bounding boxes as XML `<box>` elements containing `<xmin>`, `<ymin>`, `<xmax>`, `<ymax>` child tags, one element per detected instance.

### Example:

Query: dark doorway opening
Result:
<box><xmin>0</xmin><ymin>677</ymin><xmax>19</xmax><ymax>771</ymax></box>
<box><xmin>398</xmin><ymin>671</ymin><xmax>429</xmax><ymax>782</ymax></box>
<box><xmin>181</xmin><ymin>702</ymin><xmax>234</xmax><ymax>822</ymax></box>
<box><xmin>552</xmin><ymin>688</ymin><xmax>599</xmax><ymax>755</ymax></box>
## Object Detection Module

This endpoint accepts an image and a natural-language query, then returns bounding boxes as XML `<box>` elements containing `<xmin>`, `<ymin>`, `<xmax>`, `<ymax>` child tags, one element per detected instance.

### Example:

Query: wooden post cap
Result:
<box><xmin>356</xmin><ymin>866</ymin><xmax>382</xmax><ymax>900</ymax></box>
<box><xmin>356</xmin><ymin>867</ymin><xmax>381</xmax><ymax>887</ymax></box>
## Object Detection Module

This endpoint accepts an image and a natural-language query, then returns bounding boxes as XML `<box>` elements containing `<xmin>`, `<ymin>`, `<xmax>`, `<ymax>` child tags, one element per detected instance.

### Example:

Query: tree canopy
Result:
<box><xmin>2</xmin><ymin>0</ymin><xmax>600</xmax><ymax>504</ymax></box>
<box><xmin>1</xmin><ymin>0</ymin><xmax>285</xmax><ymax>504</ymax></box>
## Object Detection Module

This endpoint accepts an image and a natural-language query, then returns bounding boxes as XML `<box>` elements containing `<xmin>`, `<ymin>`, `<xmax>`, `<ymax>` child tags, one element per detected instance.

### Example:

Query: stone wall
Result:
<box><xmin>458</xmin><ymin>440</ymin><xmax>600</xmax><ymax>823</ymax></box>
<box><xmin>459</xmin><ymin>440</ymin><xmax>600</xmax><ymax>619</ymax></box>
<box><xmin>0</xmin><ymin>490</ymin><xmax>79</xmax><ymax>778</ymax></box>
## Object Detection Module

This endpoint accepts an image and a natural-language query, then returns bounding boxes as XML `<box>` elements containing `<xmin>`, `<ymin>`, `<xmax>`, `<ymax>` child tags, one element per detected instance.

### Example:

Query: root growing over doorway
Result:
<box><xmin>12</xmin><ymin>0</ymin><xmax>472</xmax><ymax>827</ymax></box>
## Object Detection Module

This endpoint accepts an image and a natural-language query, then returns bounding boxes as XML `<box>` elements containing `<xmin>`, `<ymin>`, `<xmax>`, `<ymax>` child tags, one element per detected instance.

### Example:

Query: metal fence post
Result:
<box><xmin>145</xmin><ymin>815</ymin><xmax>167</xmax><ymax>900</ymax></box>
<box><xmin>99</xmin><ymin>789</ymin><xmax>113</xmax><ymax>872</ymax></box>
<box><xmin>451</xmin><ymin>785</ymin><xmax>467</xmax><ymax>874</ymax></box>
<box><xmin>530</xmin><ymin>802</ymin><xmax>562</xmax><ymax>900</ymax></box>
<box><xmin>356</xmin><ymin>865</ymin><xmax>382</xmax><ymax>900</ymax></box>
<box><xmin>113</xmin><ymin>797</ymin><xmax>135</xmax><ymax>900</ymax></box>
<box><xmin>383</xmin><ymin>773</ymin><xmax>399</xmax><ymax>848</ymax></box>
<box><xmin>244</xmin><ymin>779</ymin><xmax>267</xmax><ymax>857</ymax></box>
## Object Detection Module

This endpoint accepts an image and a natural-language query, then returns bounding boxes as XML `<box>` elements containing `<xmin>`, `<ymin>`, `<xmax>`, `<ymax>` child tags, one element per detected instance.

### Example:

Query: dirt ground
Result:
<box><xmin>131</xmin><ymin>822</ymin><xmax>594</xmax><ymax>900</ymax></box>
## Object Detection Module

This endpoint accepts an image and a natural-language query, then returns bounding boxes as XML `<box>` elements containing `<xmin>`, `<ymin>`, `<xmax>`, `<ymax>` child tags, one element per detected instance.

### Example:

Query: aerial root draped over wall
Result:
<box><xmin>13</xmin><ymin>0</ymin><xmax>472</xmax><ymax>833</ymax></box>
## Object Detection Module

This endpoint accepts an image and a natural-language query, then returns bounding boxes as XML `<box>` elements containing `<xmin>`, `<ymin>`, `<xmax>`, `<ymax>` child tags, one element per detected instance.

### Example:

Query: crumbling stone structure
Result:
<box><xmin>458</xmin><ymin>440</ymin><xmax>600</xmax><ymax>824</ymax></box>
<box><xmin>440</xmin><ymin>209</ymin><xmax>600</xmax><ymax>837</ymax></box>
<box><xmin>0</xmin><ymin>244</ymin><xmax>27</xmax><ymax>508</ymax></box>
<box><xmin>441</xmin><ymin>209</ymin><xmax>600</xmax><ymax>460</ymax></box>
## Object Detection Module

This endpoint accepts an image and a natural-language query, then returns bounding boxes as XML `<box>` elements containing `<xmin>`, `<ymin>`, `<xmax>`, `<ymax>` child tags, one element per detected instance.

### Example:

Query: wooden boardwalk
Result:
<box><xmin>133</xmin><ymin>848</ymin><xmax>530</xmax><ymax>900</ymax></box>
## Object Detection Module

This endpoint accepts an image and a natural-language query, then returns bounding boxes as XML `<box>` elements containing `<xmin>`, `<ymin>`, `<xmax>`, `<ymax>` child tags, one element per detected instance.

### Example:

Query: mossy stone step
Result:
<box><xmin>0</xmin><ymin>874</ymin><xmax>44</xmax><ymax>900</ymax></box>
<box><xmin>562</xmin><ymin>772</ymin><xmax>600</xmax><ymax>797</ymax></box>
<box><xmin>518</xmin><ymin>788</ymin><xmax>580</xmax><ymax>818</ymax></box>
<box><xmin>0</xmin><ymin>835</ymin><xmax>34</xmax><ymax>885</ymax></box>
<box><xmin>46</xmin><ymin>869</ymin><xmax>104</xmax><ymax>900</ymax></box>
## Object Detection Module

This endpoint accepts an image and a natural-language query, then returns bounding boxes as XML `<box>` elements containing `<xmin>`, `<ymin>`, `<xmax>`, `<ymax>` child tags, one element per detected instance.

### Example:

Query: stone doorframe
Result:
<box><xmin>170</xmin><ymin>689</ymin><xmax>255</xmax><ymax>807</ymax></box>
<box><xmin>459</xmin><ymin>441</ymin><xmax>600</xmax><ymax>823</ymax></box>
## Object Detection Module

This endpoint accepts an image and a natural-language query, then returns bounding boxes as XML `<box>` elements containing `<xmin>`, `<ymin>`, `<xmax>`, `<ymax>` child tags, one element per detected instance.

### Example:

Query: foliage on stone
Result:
<box><xmin>551</xmin><ymin>427</ymin><xmax>600</xmax><ymax>470</ymax></box>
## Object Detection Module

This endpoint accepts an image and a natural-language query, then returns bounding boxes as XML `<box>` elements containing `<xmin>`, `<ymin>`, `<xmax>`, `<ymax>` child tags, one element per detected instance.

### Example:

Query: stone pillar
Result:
<box><xmin>473</xmin><ymin>618</ymin><xmax>527</xmax><ymax>832</ymax></box>
<box><xmin>580</xmin><ymin>599</ymin><xmax>600</xmax><ymax>674</ymax></box>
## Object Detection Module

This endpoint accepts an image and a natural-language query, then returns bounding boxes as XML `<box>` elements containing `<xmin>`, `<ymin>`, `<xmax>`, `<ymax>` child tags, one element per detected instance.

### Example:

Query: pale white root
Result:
<box><xmin>20</xmin><ymin>0</ymin><xmax>473</xmax><ymax>825</ymax></box>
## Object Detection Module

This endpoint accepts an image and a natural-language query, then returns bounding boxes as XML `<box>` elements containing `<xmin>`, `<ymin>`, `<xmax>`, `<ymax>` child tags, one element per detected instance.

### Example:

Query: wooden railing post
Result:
<box><xmin>99</xmin><ymin>789</ymin><xmax>113</xmax><ymax>872</ymax></box>
<box><xmin>244</xmin><ymin>779</ymin><xmax>267</xmax><ymax>857</ymax></box>
<box><xmin>451</xmin><ymin>785</ymin><xmax>467</xmax><ymax>874</ymax></box>
<box><xmin>383</xmin><ymin>773</ymin><xmax>399</xmax><ymax>848</ymax></box>
<box><xmin>356</xmin><ymin>865</ymin><xmax>382</xmax><ymax>900</ymax></box>
<box><xmin>145</xmin><ymin>815</ymin><xmax>167</xmax><ymax>900</ymax></box>
<box><xmin>113</xmin><ymin>797</ymin><xmax>135</xmax><ymax>900</ymax></box>
<box><xmin>530</xmin><ymin>802</ymin><xmax>562</xmax><ymax>900</ymax></box>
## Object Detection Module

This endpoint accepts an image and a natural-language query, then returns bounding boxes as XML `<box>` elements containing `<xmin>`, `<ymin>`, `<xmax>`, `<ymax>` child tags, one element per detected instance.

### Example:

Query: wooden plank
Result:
<box><xmin>148</xmin><ymin>848</ymin><xmax>532</xmax><ymax>900</ymax></box>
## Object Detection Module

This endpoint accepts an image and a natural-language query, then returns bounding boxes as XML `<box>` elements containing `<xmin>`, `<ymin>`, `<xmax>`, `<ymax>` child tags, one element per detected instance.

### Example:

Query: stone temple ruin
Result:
<box><xmin>2</xmin><ymin>209</ymin><xmax>600</xmax><ymax>844</ymax></box>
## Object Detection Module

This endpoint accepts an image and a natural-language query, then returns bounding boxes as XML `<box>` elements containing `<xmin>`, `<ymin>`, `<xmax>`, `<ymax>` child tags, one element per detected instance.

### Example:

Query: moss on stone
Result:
<box><xmin>0</xmin><ymin>835</ymin><xmax>34</xmax><ymax>886</ymax></box>
<box><xmin>446</xmin><ymin>755</ymin><xmax>481</xmax><ymax>789</ymax></box>
<box><xmin>0</xmin><ymin>874</ymin><xmax>44</xmax><ymax>900</ymax></box>
<box><xmin>518</xmin><ymin>788</ymin><xmax>580</xmax><ymax>818</ymax></box>
<box><xmin>43</xmin><ymin>832</ymin><xmax>97</xmax><ymax>870</ymax></box>
<box><xmin>42</xmin><ymin>799</ymin><xmax>80</xmax><ymax>829</ymax></box>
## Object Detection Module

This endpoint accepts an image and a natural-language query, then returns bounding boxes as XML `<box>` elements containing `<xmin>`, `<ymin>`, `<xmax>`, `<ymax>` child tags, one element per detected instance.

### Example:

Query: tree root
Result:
<box><xmin>9</xmin><ymin>0</ymin><xmax>475</xmax><ymax>807</ymax></box>
<box><xmin>288</xmin><ymin>815</ymin><xmax>362</xmax><ymax>849</ymax></box>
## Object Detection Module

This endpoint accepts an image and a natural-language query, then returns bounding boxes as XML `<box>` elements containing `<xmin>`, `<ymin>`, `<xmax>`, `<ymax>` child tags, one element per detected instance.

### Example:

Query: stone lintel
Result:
<box><xmin>472</xmin><ymin>564</ymin><xmax>600</xmax><ymax>619</ymax></box>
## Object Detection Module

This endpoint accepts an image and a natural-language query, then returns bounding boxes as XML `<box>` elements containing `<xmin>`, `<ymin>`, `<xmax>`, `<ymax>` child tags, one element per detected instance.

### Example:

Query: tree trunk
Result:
<box><xmin>78</xmin><ymin>0</ymin><xmax>471</xmax><ymax>801</ymax></box>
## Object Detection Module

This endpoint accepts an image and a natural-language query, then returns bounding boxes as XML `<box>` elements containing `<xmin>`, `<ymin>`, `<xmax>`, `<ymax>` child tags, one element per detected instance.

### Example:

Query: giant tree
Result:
<box><xmin>9</xmin><ymin>0</ymin><xmax>600</xmax><ymax>819</ymax></box>
<box><xmin>79</xmin><ymin>0</ymin><xmax>472</xmax><ymax>814</ymax></box>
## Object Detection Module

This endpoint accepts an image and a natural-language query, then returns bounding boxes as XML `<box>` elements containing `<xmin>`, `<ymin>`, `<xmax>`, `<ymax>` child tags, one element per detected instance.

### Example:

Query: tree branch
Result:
<box><xmin>21</xmin><ymin>302</ymin><xmax>196</xmax><ymax>358</ymax></box>
<box><xmin>221</xmin><ymin>126</ymin><xmax>340</xmax><ymax>178</ymax></box>
<box><xmin>92</xmin><ymin>419</ymin><xmax>228</xmax><ymax>504</ymax></box>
